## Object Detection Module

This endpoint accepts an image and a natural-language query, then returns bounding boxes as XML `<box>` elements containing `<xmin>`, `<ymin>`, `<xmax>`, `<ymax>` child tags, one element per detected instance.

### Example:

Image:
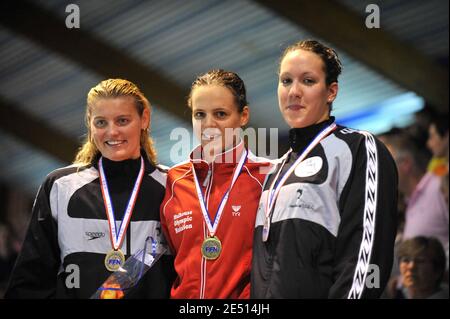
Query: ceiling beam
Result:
<box><xmin>0</xmin><ymin>0</ymin><xmax>190</xmax><ymax>123</ymax></box>
<box><xmin>255</xmin><ymin>0</ymin><xmax>448</xmax><ymax>113</ymax></box>
<box><xmin>0</xmin><ymin>96</ymin><xmax>79</xmax><ymax>163</ymax></box>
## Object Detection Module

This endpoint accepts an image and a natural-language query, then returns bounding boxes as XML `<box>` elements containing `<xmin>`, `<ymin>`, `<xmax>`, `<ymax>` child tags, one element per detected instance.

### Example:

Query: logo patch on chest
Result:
<box><xmin>232</xmin><ymin>205</ymin><xmax>241</xmax><ymax>216</ymax></box>
<box><xmin>173</xmin><ymin>210</ymin><xmax>193</xmax><ymax>234</ymax></box>
<box><xmin>294</xmin><ymin>156</ymin><xmax>323</xmax><ymax>177</ymax></box>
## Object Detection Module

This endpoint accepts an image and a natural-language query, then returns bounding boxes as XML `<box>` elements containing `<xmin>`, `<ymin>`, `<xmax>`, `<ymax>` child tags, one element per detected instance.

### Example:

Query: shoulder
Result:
<box><xmin>168</xmin><ymin>160</ymin><xmax>191</xmax><ymax>173</ymax></box>
<box><xmin>247</xmin><ymin>150</ymin><xmax>277</xmax><ymax>165</ymax></box>
<box><xmin>148</xmin><ymin>164</ymin><xmax>169</xmax><ymax>188</ymax></box>
<box><xmin>44</xmin><ymin>164</ymin><xmax>95</xmax><ymax>188</ymax></box>
<box><xmin>165</xmin><ymin>160</ymin><xmax>192</xmax><ymax>182</ymax></box>
<box><xmin>330</xmin><ymin>126</ymin><xmax>397</xmax><ymax>180</ymax></box>
<box><xmin>245</xmin><ymin>150</ymin><xmax>278</xmax><ymax>177</ymax></box>
<box><xmin>34</xmin><ymin>164</ymin><xmax>97</xmax><ymax>202</ymax></box>
<box><xmin>332</xmin><ymin>125</ymin><xmax>391</xmax><ymax>156</ymax></box>
<box><xmin>333</xmin><ymin>125</ymin><xmax>370</xmax><ymax>145</ymax></box>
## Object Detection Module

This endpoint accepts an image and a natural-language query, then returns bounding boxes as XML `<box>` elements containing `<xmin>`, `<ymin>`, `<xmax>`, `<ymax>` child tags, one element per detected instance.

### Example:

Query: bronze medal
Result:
<box><xmin>201</xmin><ymin>236</ymin><xmax>222</xmax><ymax>260</ymax></box>
<box><xmin>104</xmin><ymin>249</ymin><xmax>125</xmax><ymax>272</ymax></box>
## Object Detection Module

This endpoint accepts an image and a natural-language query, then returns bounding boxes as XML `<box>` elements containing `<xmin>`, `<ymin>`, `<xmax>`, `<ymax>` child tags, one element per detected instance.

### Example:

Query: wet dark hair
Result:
<box><xmin>279</xmin><ymin>39</ymin><xmax>343</xmax><ymax>85</ymax></box>
<box><xmin>187</xmin><ymin>69</ymin><xmax>248</xmax><ymax>112</ymax></box>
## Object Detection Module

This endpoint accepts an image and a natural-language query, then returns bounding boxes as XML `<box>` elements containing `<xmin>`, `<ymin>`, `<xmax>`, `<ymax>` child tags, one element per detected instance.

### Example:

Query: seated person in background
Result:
<box><xmin>393</xmin><ymin>236</ymin><xmax>448</xmax><ymax>299</ymax></box>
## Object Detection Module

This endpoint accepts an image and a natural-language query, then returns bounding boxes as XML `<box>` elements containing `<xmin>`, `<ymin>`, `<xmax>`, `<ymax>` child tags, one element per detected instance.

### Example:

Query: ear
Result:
<box><xmin>240</xmin><ymin>106</ymin><xmax>250</xmax><ymax>127</ymax></box>
<box><xmin>141</xmin><ymin>108</ymin><xmax>150</xmax><ymax>130</ymax></box>
<box><xmin>327</xmin><ymin>82</ymin><xmax>339</xmax><ymax>104</ymax></box>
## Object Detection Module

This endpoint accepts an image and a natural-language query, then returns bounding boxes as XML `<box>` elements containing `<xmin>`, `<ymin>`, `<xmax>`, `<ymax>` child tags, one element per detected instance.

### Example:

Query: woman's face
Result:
<box><xmin>191</xmin><ymin>85</ymin><xmax>249</xmax><ymax>157</ymax></box>
<box><xmin>278</xmin><ymin>49</ymin><xmax>338</xmax><ymax>128</ymax></box>
<box><xmin>90</xmin><ymin>97</ymin><xmax>149</xmax><ymax>161</ymax></box>
<box><xmin>427</xmin><ymin>124</ymin><xmax>448</xmax><ymax>157</ymax></box>
<box><xmin>399</xmin><ymin>252</ymin><xmax>439</xmax><ymax>294</ymax></box>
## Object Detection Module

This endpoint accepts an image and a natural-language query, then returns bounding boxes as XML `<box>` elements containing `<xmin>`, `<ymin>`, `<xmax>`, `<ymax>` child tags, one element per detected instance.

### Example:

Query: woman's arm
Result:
<box><xmin>329</xmin><ymin>133</ymin><xmax>398</xmax><ymax>299</ymax></box>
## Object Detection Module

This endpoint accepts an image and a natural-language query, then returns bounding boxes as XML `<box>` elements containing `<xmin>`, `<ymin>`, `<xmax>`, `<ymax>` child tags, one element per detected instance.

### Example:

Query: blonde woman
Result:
<box><xmin>6</xmin><ymin>79</ymin><xmax>174</xmax><ymax>298</ymax></box>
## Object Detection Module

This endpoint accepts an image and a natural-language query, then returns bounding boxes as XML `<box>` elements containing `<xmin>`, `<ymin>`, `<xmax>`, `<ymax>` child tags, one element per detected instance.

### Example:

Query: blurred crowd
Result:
<box><xmin>379</xmin><ymin>106</ymin><xmax>449</xmax><ymax>299</ymax></box>
<box><xmin>0</xmin><ymin>190</ymin><xmax>32</xmax><ymax>298</ymax></box>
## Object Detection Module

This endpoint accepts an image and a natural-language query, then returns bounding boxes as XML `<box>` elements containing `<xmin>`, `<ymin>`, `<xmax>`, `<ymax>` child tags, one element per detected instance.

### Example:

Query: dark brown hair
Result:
<box><xmin>187</xmin><ymin>69</ymin><xmax>248</xmax><ymax>112</ymax></box>
<box><xmin>279</xmin><ymin>39</ymin><xmax>343</xmax><ymax>85</ymax></box>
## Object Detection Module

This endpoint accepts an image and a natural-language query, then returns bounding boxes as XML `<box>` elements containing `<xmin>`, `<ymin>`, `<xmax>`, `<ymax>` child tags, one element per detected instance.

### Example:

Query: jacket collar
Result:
<box><xmin>93</xmin><ymin>149</ymin><xmax>155</xmax><ymax>176</ymax></box>
<box><xmin>289</xmin><ymin>117</ymin><xmax>335</xmax><ymax>153</ymax></box>
<box><xmin>190</xmin><ymin>140</ymin><xmax>245</xmax><ymax>170</ymax></box>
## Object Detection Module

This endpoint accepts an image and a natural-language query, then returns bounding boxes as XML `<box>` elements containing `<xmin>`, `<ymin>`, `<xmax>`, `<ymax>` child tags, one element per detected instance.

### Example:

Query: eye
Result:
<box><xmin>193</xmin><ymin>111</ymin><xmax>205</xmax><ymax>120</ymax></box>
<box><xmin>280</xmin><ymin>77</ymin><xmax>292</xmax><ymax>85</ymax></box>
<box><xmin>117</xmin><ymin>117</ymin><xmax>130</xmax><ymax>126</ymax></box>
<box><xmin>215</xmin><ymin>111</ymin><xmax>227</xmax><ymax>119</ymax></box>
<box><xmin>304</xmin><ymin>78</ymin><xmax>316</xmax><ymax>85</ymax></box>
<box><xmin>94</xmin><ymin>119</ymin><xmax>107</xmax><ymax>128</ymax></box>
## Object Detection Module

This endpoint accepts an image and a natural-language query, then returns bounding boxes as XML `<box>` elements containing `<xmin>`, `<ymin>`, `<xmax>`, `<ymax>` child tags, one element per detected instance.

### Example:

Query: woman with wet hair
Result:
<box><xmin>161</xmin><ymin>69</ymin><xmax>272</xmax><ymax>299</ymax></box>
<box><xmin>251</xmin><ymin>40</ymin><xmax>398</xmax><ymax>299</ymax></box>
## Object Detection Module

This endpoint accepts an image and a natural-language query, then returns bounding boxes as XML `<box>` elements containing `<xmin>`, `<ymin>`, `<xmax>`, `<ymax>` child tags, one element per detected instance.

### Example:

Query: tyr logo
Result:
<box><xmin>232</xmin><ymin>205</ymin><xmax>241</xmax><ymax>216</ymax></box>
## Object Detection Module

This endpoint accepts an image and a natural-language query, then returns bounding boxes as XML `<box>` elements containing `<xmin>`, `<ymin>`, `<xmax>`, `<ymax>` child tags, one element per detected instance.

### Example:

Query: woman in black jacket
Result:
<box><xmin>6</xmin><ymin>79</ymin><xmax>174</xmax><ymax>298</ymax></box>
<box><xmin>251</xmin><ymin>40</ymin><xmax>398</xmax><ymax>299</ymax></box>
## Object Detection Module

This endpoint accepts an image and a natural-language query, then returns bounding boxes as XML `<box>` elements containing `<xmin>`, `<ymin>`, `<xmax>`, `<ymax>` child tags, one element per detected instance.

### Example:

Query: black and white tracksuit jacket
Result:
<box><xmin>251</xmin><ymin>118</ymin><xmax>398</xmax><ymax>299</ymax></box>
<box><xmin>5</xmin><ymin>154</ymin><xmax>175</xmax><ymax>299</ymax></box>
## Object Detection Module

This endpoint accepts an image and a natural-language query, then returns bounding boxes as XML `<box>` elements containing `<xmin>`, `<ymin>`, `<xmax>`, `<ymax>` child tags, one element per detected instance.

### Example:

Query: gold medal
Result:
<box><xmin>104</xmin><ymin>249</ymin><xmax>125</xmax><ymax>272</ymax></box>
<box><xmin>201</xmin><ymin>236</ymin><xmax>222</xmax><ymax>260</ymax></box>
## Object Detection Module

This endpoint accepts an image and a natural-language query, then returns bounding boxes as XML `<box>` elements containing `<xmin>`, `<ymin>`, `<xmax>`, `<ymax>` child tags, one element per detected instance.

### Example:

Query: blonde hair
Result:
<box><xmin>73</xmin><ymin>79</ymin><xmax>157</xmax><ymax>166</ymax></box>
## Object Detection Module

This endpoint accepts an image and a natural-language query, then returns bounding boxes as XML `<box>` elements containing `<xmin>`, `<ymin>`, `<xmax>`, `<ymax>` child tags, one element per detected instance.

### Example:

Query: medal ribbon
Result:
<box><xmin>265</xmin><ymin>123</ymin><xmax>337</xmax><ymax>219</ymax></box>
<box><xmin>99</xmin><ymin>156</ymin><xmax>145</xmax><ymax>251</ymax></box>
<box><xmin>192</xmin><ymin>148</ymin><xmax>248</xmax><ymax>237</ymax></box>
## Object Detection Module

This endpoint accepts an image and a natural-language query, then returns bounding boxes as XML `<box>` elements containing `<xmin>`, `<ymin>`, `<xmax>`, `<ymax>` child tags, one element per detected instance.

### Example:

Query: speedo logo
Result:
<box><xmin>85</xmin><ymin>231</ymin><xmax>105</xmax><ymax>240</ymax></box>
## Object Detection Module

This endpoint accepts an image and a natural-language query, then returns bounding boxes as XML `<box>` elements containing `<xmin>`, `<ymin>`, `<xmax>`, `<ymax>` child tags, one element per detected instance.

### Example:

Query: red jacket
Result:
<box><xmin>161</xmin><ymin>142</ymin><xmax>271</xmax><ymax>298</ymax></box>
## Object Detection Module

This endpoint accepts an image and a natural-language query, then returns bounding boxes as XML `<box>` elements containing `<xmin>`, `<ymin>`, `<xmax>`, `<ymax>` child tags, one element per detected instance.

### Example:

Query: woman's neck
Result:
<box><xmin>289</xmin><ymin>117</ymin><xmax>335</xmax><ymax>153</ymax></box>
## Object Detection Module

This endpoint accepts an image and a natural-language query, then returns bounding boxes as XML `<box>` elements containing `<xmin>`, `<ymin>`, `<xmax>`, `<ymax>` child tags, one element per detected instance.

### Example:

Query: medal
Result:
<box><xmin>99</xmin><ymin>156</ymin><xmax>145</xmax><ymax>271</ymax></box>
<box><xmin>104</xmin><ymin>249</ymin><xmax>125</xmax><ymax>272</ymax></box>
<box><xmin>201</xmin><ymin>236</ymin><xmax>222</xmax><ymax>260</ymax></box>
<box><xmin>191</xmin><ymin>143</ymin><xmax>247</xmax><ymax>261</ymax></box>
<box><xmin>262</xmin><ymin>218</ymin><xmax>270</xmax><ymax>242</ymax></box>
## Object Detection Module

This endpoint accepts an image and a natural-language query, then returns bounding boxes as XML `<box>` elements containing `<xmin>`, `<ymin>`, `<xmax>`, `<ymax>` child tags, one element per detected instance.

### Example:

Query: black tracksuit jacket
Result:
<box><xmin>251</xmin><ymin>118</ymin><xmax>398</xmax><ymax>299</ymax></box>
<box><xmin>5</xmin><ymin>154</ymin><xmax>175</xmax><ymax>299</ymax></box>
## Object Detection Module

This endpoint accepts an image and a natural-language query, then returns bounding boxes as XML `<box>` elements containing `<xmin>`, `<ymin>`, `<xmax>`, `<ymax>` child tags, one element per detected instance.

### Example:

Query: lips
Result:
<box><xmin>403</xmin><ymin>272</ymin><xmax>417</xmax><ymax>284</ymax></box>
<box><xmin>287</xmin><ymin>104</ymin><xmax>304</xmax><ymax>111</ymax></box>
<box><xmin>201</xmin><ymin>128</ymin><xmax>221</xmax><ymax>141</ymax></box>
<box><xmin>105</xmin><ymin>140</ymin><xmax>126</xmax><ymax>146</ymax></box>
<box><xmin>201</xmin><ymin>133</ymin><xmax>220</xmax><ymax>141</ymax></box>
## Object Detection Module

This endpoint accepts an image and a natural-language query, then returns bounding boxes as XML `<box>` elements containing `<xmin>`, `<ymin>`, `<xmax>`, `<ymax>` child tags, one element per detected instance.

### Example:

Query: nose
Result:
<box><xmin>202</xmin><ymin>114</ymin><xmax>217</xmax><ymax>129</ymax></box>
<box><xmin>288</xmin><ymin>81</ymin><xmax>302</xmax><ymax>99</ymax></box>
<box><xmin>107</xmin><ymin>123</ymin><xmax>120</xmax><ymax>136</ymax></box>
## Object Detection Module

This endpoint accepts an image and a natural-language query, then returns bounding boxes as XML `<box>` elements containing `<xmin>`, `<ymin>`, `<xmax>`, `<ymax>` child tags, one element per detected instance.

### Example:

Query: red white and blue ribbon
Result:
<box><xmin>192</xmin><ymin>149</ymin><xmax>247</xmax><ymax>237</ymax></box>
<box><xmin>98</xmin><ymin>156</ymin><xmax>145</xmax><ymax>251</ymax></box>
